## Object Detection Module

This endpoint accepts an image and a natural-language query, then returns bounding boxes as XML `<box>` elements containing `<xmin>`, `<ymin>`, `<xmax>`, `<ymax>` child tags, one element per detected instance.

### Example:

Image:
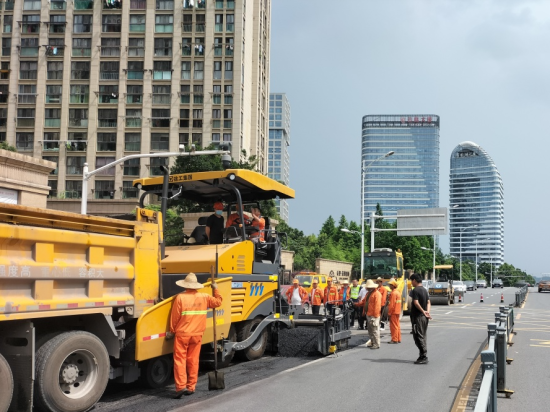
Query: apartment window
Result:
<box><xmin>180</xmin><ymin>85</ymin><xmax>190</xmax><ymax>103</ymax></box>
<box><xmin>125</xmin><ymin>133</ymin><xmax>141</xmax><ymax>151</ymax></box>
<box><xmin>224</xmin><ymin>85</ymin><xmax>233</xmax><ymax>104</ymax></box>
<box><xmin>150</xmin><ymin>157</ymin><xmax>168</xmax><ymax>176</ymax></box>
<box><xmin>67</xmin><ymin>157</ymin><xmax>86</xmax><ymax>175</ymax></box>
<box><xmin>215</xmin><ymin>0</ymin><xmax>223</xmax><ymax>9</ymax></box>
<box><xmin>212</xmin><ymin>132</ymin><xmax>220</xmax><ymax>142</ymax></box>
<box><xmin>179</xmin><ymin>109</ymin><xmax>189</xmax><ymax>128</ymax></box>
<box><xmin>215</xmin><ymin>14</ymin><xmax>223</xmax><ymax>32</ymax></box>
<box><xmin>156</xmin><ymin>0</ymin><xmax>174</xmax><ymax>10</ymax></box>
<box><xmin>193</xmin><ymin>85</ymin><xmax>203</xmax><ymax>104</ymax></box>
<box><xmin>179</xmin><ymin>133</ymin><xmax>189</xmax><ymax>146</ymax></box>
<box><xmin>73</xmin><ymin>38</ymin><xmax>92</xmax><ymax>57</ymax></box>
<box><xmin>127</xmin><ymin>61</ymin><xmax>144</xmax><ymax>80</ymax></box>
<box><xmin>183</xmin><ymin>0</ymin><xmax>195</xmax><ymax>9</ymax></box>
<box><xmin>129</xmin><ymin>15</ymin><xmax>146</xmax><ymax>32</ymax></box>
<box><xmin>20</xmin><ymin>61</ymin><xmax>37</xmax><ymax>80</ymax></box>
<box><xmin>226</xmin><ymin>14</ymin><xmax>234</xmax><ymax>32</ymax></box>
<box><xmin>196</xmin><ymin>0</ymin><xmax>206</xmax><ymax>9</ymax></box>
<box><xmin>225</xmin><ymin>37</ymin><xmax>234</xmax><ymax>56</ymax></box>
<box><xmin>227</xmin><ymin>0</ymin><xmax>234</xmax><ymax>9</ymax></box>
<box><xmin>70</xmin><ymin>85</ymin><xmax>89</xmax><ymax>104</ymax></box>
<box><xmin>45</xmin><ymin>85</ymin><xmax>62</xmax><ymax>103</ymax></box>
<box><xmin>182</xmin><ymin>14</ymin><xmax>192</xmax><ymax>33</ymax></box>
<box><xmin>45</xmin><ymin>109</ymin><xmax>61</xmax><ymax>128</ymax></box>
<box><xmin>51</xmin><ymin>0</ymin><xmax>67</xmax><ymax>10</ymax></box>
<box><xmin>73</xmin><ymin>15</ymin><xmax>92</xmax><ymax>33</ymax></box>
<box><xmin>223</xmin><ymin>133</ymin><xmax>231</xmax><ymax>142</ymax></box>
<box><xmin>194</xmin><ymin>38</ymin><xmax>205</xmax><ymax>56</ymax></box>
<box><xmin>192</xmin><ymin>109</ymin><xmax>203</xmax><ymax>128</ymax></box>
<box><xmin>123</xmin><ymin>181</ymin><xmax>139</xmax><ymax>198</ymax></box>
<box><xmin>20</xmin><ymin>38</ymin><xmax>39</xmax><ymax>57</ymax></box>
<box><xmin>151</xmin><ymin>109</ymin><xmax>170</xmax><ymax>128</ymax></box>
<box><xmin>213</xmin><ymin>61</ymin><xmax>222</xmax><ymax>80</ymax></box>
<box><xmin>67</xmin><ymin>132</ymin><xmax>88</xmax><ymax>151</ymax></box>
<box><xmin>125</xmin><ymin>108</ymin><xmax>142</xmax><ymax>127</ymax></box>
<box><xmin>191</xmin><ymin>133</ymin><xmax>202</xmax><ymax>145</ymax></box>
<box><xmin>153</xmin><ymin>61</ymin><xmax>171</xmax><ymax>80</ymax></box>
<box><xmin>126</xmin><ymin>85</ymin><xmax>143</xmax><ymax>104</ymax></box>
<box><xmin>1</xmin><ymin>38</ymin><xmax>10</xmax><ymax>56</ymax></box>
<box><xmin>181</xmin><ymin>61</ymin><xmax>191</xmax><ymax>80</ymax></box>
<box><xmin>99</xmin><ymin>85</ymin><xmax>118</xmax><ymax>103</ymax></box>
<box><xmin>102</xmin><ymin>14</ymin><xmax>122</xmax><ymax>33</ymax></box>
<box><xmin>49</xmin><ymin>15</ymin><xmax>66</xmax><ymax>33</ymax></box>
<box><xmin>155</xmin><ymin>15</ymin><xmax>173</xmax><ymax>33</ymax></box>
<box><xmin>130</xmin><ymin>0</ymin><xmax>147</xmax><ymax>9</ymax></box>
<box><xmin>193</xmin><ymin>61</ymin><xmax>204</xmax><ymax>80</ymax></box>
<box><xmin>154</xmin><ymin>38</ymin><xmax>172</xmax><ymax>57</ymax></box>
<box><xmin>224</xmin><ymin>61</ymin><xmax>233</xmax><ymax>80</ymax></box>
<box><xmin>103</xmin><ymin>0</ymin><xmax>122</xmax><ymax>8</ymax></box>
<box><xmin>101</xmin><ymin>38</ymin><xmax>121</xmax><ymax>57</ymax></box>
<box><xmin>128</xmin><ymin>38</ymin><xmax>145</xmax><ymax>57</ymax></box>
<box><xmin>43</xmin><ymin>132</ymin><xmax>61</xmax><ymax>152</ymax></box>
<box><xmin>97</xmin><ymin>133</ymin><xmax>116</xmax><ymax>151</ymax></box>
<box><xmin>74</xmin><ymin>0</ymin><xmax>94</xmax><ymax>10</ymax></box>
<box><xmin>22</xmin><ymin>15</ymin><xmax>40</xmax><ymax>33</ymax></box>
<box><xmin>100</xmin><ymin>61</ymin><xmax>119</xmax><ymax>80</ymax></box>
<box><xmin>3</xmin><ymin>15</ymin><xmax>12</xmax><ymax>33</ymax></box>
<box><xmin>44</xmin><ymin>159</ymin><xmax>59</xmax><ymax>179</ymax></box>
<box><xmin>98</xmin><ymin>109</ymin><xmax>118</xmax><ymax>128</ymax></box>
<box><xmin>151</xmin><ymin>133</ymin><xmax>169</xmax><ymax>150</ymax></box>
<box><xmin>223</xmin><ymin>109</ymin><xmax>232</xmax><ymax>128</ymax></box>
<box><xmin>124</xmin><ymin>160</ymin><xmax>139</xmax><ymax>176</ymax></box>
<box><xmin>65</xmin><ymin>180</ymin><xmax>82</xmax><ymax>198</ymax></box>
<box><xmin>95</xmin><ymin>158</ymin><xmax>116</xmax><ymax>176</ymax></box>
<box><xmin>0</xmin><ymin>108</ymin><xmax>6</xmax><ymax>127</ymax></box>
<box><xmin>17</xmin><ymin>84</ymin><xmax>36</xmax><ymax>104</ymax></box>
<box><xmin>213</xmin><ymin>85</ymin><xmax>221</xmax><ymax>104</ymax></box>
<box><xmin>212</xmin><ymin>109</ymin><xmax>221</xmax><ymax>128</ymax></box>
<box><xmin>68</xmin><ymin>109</ymin><xmax>88</xmax><ymax>127</ymax></box>
<box><xmin>16</xmin><ymin>133</ymin><xmax>34</xmax><ymax>151</ymax></box>
<box><xmin>17</xmin><ymin>109</ymin><xmax>35</xmax><ymax>127</ymax></box>
<box><xmin>47</xmin><ymin>38</ymin><xmax>65</xmax><ymax>57</ymax></box>
<box><xmin>71</xmin><ymin>61</ymin><xmax>90</xmax><ymax>80</ymax></box>
<box><xmin>196</xmin><ymin>15</ymin><xmax>205</xmax><ymax>33</ymax></box>
<box><xmin>94</xmin><ymin>180</ymin><xmax>115</xmax><ymax>199</ymax></box>
<box><xmin>153</xmin><ymin>85</ymin><xmax>171</xmax><ymax>104</ymax></box>
<box><xmin>182</xmin><ymin>37</ymin><xmax>192</xmax><ymax>55</ymax></box>
<box><xmin>214</xmin><ymin>38</ymin><xmax>223</xmax><ymax>56</ymax></box>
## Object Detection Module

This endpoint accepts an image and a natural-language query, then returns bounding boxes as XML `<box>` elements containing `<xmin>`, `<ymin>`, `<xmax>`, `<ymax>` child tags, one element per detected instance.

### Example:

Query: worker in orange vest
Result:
<box><xmin>310</xmin><ymin>278</ymin><xmax>324</xmax><ymax>315</ymax></box>
<box><xmin>339</xmin><ymin>279</ymin><xmax>351</xmax><ymax>307</ymax></box>
<box><xmin>324</xmin><ymin>277</ymin><xmax>339</xmax><ymax>315</ymax></box>
<box><xmin>355</xmin><ymin>279</ymin><xmax>382</xmax><ymax>348</ymax></box>
<box><xmin>285</xmin><ymin>278</ymin><xmax>308</xmax><ymax>306</ymax></box>
<box><xmin>387</xmin><ymin>279</ymin><xmax>402</xmax><ymax>344</ymax></box>
<box><xmin>376</xmin><ymin>277</ymin><xmax>388</xmax><ymax>330</ymax></box>
<box><xmin>167</xmin><ymin>273</ymin><xmax>222</xmax><ymax>399</ymax></box>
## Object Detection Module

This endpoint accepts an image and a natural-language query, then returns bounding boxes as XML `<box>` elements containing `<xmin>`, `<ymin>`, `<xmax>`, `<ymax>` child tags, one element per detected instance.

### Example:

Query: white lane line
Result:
<box><xmin>472</xmin><ymin>302</ymin><xmax>476</xmax><ymax>304</ymax></box>
<box><xmin>461</xmin><ymin>305</ymin><xmax>467</xmax><ymax>308</ymax></box>
<box><xmin>445</xmin><ymin>311</ymin><xmax>453</xmax><ymax>314</ymax></box>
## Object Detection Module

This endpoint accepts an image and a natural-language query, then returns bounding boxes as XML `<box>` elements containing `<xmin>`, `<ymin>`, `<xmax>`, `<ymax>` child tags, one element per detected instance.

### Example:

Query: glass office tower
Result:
<box><xmin>449</xmin><ymin>141</ymin><xmax>504</xmax><ymax>266</ymax></box>
<box><xmin>361</xmin><ymin>115</ymin><xmax>440</xmax><ymax>219</ymax></box>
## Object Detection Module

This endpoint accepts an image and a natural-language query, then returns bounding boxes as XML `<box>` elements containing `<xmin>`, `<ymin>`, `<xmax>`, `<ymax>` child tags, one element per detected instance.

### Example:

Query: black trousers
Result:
<box><xmin>312</xmin><ymin>305</ymin><xmax>321</xmax><ymax>315</ymax></box>
<box><xmin>411</xmin><ymin>315</ymin><xmax>429</xmax><ymax>357</ymax></box>
<box><xmin>350</xmin><ymin>298</ymin><xmax>359</xmax><ymax>325</ymax></box>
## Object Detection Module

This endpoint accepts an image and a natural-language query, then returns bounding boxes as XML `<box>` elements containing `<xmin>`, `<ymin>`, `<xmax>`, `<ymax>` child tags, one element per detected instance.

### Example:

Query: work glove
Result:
<box><xmin>211</xmin><ymin>282</ymin><xmax>218</xmax><ymax>290</ymax></box>
<box><xmin>165</xmin><ymin>331</ymin><xmax>174</xmax><ymax>340</ymax></box>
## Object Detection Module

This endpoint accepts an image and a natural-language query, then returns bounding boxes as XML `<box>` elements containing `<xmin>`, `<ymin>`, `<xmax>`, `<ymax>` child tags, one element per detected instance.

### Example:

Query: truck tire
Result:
<box><xmin>142</xmin><ymin>355</ymin><xmax>173</xmax><ymax>389</ymax></box>
<box><xmin>34</xmin><ymin>331</ymin><xmax>110</xmax><ymax>412</ymax></box>
<box><xmin>0</xmin><ymin>353</ymin><xmax>13</xmax><ymax>412</ymax></box>
<box><xmin>236</xmin><ymin>318</ymin><xmax>268</xmax><ymax>361</ymax></box>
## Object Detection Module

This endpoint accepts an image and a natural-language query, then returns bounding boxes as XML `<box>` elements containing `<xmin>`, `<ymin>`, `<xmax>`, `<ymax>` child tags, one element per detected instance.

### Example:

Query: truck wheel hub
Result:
<box><xmin>61</xmin><ymin>364</ymin><xmax>79</xmax><ymax>384</ymax></box>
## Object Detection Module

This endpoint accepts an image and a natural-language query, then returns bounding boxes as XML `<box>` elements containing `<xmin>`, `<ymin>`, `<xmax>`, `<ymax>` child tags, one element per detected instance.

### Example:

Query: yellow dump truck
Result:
<box><xmin>0</xmin><ymin>168</ymin><xmax>295</xmax><ymax>412</ymax></box>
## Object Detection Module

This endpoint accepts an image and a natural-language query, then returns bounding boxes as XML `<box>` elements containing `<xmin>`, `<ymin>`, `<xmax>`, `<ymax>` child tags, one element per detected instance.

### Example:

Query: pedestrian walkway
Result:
<box><xmin>497</xmin><ymin>288</ymin><xmax>550</xmax><ymax>411</ymax></box>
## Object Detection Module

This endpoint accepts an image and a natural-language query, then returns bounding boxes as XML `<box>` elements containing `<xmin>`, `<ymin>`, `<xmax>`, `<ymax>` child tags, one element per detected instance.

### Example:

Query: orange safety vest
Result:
<box><xmin>170</xmin><ymin>289</ymin><xmax>223</xmax><ymax>337</ymax></box>
<box><xmin>339</xmin><ymin>286</ymin><xmax>351</xmax><ymax>304</ymax></box>
<box><xmin>366</xmin><ymin>289</ymin><xmax>382</xmax><ymax>318</ymax></box>
<box><xmin>286</xmin><ymin>285</ymin><xmax>308</xmax><ymax>303</ymax></box>
<box><xmin>387</xmin><ymin>289</ymin><xmax>402</xmax><ymax>316</ymax></box>
<box><xmin>310</xmin><ymin>287</ymin><xmax>324</xmax><ymax>306</ymax></box>
<box><xmin>378</xmin><ymin>286</ymin><xmax>388</xmax><ymax>308</ymax></box>
<box><xmin>323</xmin><ymin>285</ymin><xmax>339</xmax><ymax>304</ymax></box>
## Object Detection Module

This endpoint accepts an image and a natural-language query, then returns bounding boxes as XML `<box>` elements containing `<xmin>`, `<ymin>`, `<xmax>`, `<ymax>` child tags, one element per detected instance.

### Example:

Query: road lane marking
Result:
<box><xmin>450</xmin><ymin>349</ymin><xmax>482</xmax><ymax>412</ymax></box>
<box><xmin>445</xmin><ymin>311</ymin><xmax>453</xmax><ymax>314</ymax></box>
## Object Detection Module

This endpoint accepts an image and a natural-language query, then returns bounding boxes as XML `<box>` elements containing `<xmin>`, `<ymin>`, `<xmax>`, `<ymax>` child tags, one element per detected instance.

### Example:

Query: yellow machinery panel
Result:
<box><xmin>135</xmin><ymin>277</ymin><xmax>232</xmax><ymax>361</ymax></box>
<box><xmin>230</xmin><ymin>277</ymin><xmax>278</xmax><ymax>322</ymax></box>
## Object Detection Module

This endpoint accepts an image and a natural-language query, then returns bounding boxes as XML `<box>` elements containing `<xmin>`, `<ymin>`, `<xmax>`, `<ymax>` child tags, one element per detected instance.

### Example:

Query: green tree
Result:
<box><xmin>0</xmin><ymin>141</ymin><xmax>16</xmax><ymax>152</ymax></box>
<box><xmin>139</xmin><ymin>204</ymin><xmax>184</xmax><ymax>246</ymax></box>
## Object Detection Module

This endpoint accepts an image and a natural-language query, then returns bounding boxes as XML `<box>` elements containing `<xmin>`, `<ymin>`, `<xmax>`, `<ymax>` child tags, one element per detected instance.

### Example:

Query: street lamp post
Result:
<box><xmin>421</xmin><ymin>234</ymin><xmax>436</xmax><ymax>282</ymax></box>
<box><xmin>362</xmin><ymin>151</ymin><xmax>394</xmax><ymax>261</ymax></box>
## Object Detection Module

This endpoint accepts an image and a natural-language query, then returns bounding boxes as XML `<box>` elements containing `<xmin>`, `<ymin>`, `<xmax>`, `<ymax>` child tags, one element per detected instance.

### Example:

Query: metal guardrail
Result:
<box><xmin>515</xmin><ymin>285</ymin><xmax>528</xmax><ymax>307</ymax></box>
<box><xmin>474</xmin><ymin>306</ymin><xmax>516</xmax><ymax>412</ymax></box>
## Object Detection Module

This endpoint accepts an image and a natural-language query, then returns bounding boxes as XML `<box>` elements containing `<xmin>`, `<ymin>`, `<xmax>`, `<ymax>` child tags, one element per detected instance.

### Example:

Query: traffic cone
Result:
<box><xmin>500</xmin><ymin>293</ymin><xmax>504</xmax><ymax>303</ymax></box>
<box><xmin>480</xmin><ymin>293</ymin><xmax>484</xmax><ymax>302</ymax></box>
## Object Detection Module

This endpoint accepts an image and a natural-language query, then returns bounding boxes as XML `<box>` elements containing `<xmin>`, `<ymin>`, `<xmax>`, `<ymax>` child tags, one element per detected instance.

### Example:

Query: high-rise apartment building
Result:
<box><xmin>0</xmin><ymin>0</ymin><xmax>270</xmax><ymax>214</ymax></box>
<box><xmin>268</xmin><ymin>92</ymin><xmax>289</xmax><ymax>222</ymax></box>
<box><xmin>449</xmin><ymin>141</ymin><xmax>504</xmax><ymax>266</ymax></box>
<box><xmin>361</xmin><ymin>115</ymin><xmax>440</xmax><ymax>219</ymax></box>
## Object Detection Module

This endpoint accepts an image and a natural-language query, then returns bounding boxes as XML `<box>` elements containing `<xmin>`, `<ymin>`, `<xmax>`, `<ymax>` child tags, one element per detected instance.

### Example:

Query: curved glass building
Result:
<box><xmin>449</xmin><ymin>141</ymin><xmax>504</xmax><ymax>266</ymax></box>
<box><xmin>361</xmin><ymin>115</ymin><xmax>440</xmax><ymax>219</ymax></box>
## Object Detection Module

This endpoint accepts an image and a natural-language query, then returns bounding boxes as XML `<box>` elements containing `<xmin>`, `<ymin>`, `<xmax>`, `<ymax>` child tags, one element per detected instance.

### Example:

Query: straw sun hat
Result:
<box><xmin>175</xmin><ymin>273</ymin><xmax>204</xmax><ymax>289</ymax></box>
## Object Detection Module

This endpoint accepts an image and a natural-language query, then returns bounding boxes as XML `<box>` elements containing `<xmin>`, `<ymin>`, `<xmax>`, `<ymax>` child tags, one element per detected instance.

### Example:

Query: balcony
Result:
<box><xmin>95</xmin><ymin>190</ymin><xmax>115</xmax><ymax>199</ymax></box>
<box><xmin>129</xmin><ymin>23</ymin><xmax>145</xmax><ymax>32</ymax></box>
<box><xmin>100</xmin><ymin>72</ymin><xmax>119</xmax><ymax>81</ymax></box>
<box><xmin>68</xmin><ymin>119</ymin><xmax>88</xmax><ymax>128</ymax></box>
<box><xmin>151</xmin><ymin>118</ymin><xmax>170</xmax><ymax>128</ymax></box>
<box><xmin>45</xmin><ymin>119</ymin><xmax>61</xmax><ymax>128</ymax></box>
<box><xmin>101</xmin><ymin>47</ymin><xmax>121</xmax><ymax>57</ymax></box>
<box><xmin>122</xmin><ymin>188</ymin><xmax>139</xmax><ymax>199</ymax></box>
<box><xmin>42</xmin><ymin>141</ymin><xmax>60</xmax><ymax>151</ymax></box>
<box><xmin>72</xmin><ymin>48</ymin><xmax>91</xmax><ymax>57</ymax></box>
<box><xmin>125</xmin><ymin>118</ymin><xmax>142</xmax><ymax>128</ymax></box>
<box><xmin>103</xmin><ymin>0</ymin><xmax>122</xmax><ymax>9</ymax></box>
<box><xmin>4</xmin><ymin>1</ymin><xmax>14</xmax><ymax>10</ymax></box>
<box><xmin>130</xmin><ymin>0</ymin><xmax>146</xmax><ymax>9</ymax></box>
<box><xmin>66</xmin><ymin>141</ymin><xmax>88</xmax><ymax>151</ymax></box>
<box><xmin>18</xmin><ymin>94</ymin><xmax>37</xmax><ymax>104</ymax></box>
<box><xmin>74</xmin><ymin>0</ymin><xmax>94</xmax><ymax>10</ymax></box>
<box><xmin>127</xmin><ymin>70</ymin><xmax>144</xmax><ymax>80</ymax></box>
<box><xmin>46</xmin><ymin>46</ymin><xmax>65</xmax><ymax>57</ymax></box>
<box><xmin>17</xmin><ymin>118</ymin><xmax>35</xmax><ymax>127</ymax></box>
<box><xmin>98</xmin><ymin>120</ymin><xmax>117</xmax><ymax>128</ymax></box>
<box><xmin>153</xmin><ymin>95</ymin><xmax>171</xmax><ymax>105</ymax></box>
<box><xmin>21</xmin><ymin>23</ymin><xmax>40</xmax><ymax>34</ymax></box>
<box><xmin>20</xmin><ymin>47</ymin><xmax>39</xmax><ymax>57</ymax></box>
<box><xmin>50</xmin><ymin>1</ymin><xmax>67</xmax><ymax>10</ymax></box>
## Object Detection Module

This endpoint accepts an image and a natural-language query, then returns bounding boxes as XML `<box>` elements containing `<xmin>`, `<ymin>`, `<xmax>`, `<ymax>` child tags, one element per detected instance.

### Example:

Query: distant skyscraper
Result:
<box><xmin>268</xmin><ymin>93</ymin><xmax>290</xmax><ymax>222</ymax></box>
<box><xmin>449</xmin><ymin>141</ymin><xmax>504</xmax><ymax>266</ymax></box>
<box><xmin>361</xmin><ymin>115</ymin><xmax>440</xmax><ymax>219</ymax></box>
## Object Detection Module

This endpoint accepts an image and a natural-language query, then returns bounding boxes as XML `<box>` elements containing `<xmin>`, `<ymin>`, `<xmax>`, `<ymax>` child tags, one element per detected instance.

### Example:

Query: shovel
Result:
<box><xmin>208</xmin><ymin>247</ymin><xmax>225</xmax><ymax>390</ymax></box>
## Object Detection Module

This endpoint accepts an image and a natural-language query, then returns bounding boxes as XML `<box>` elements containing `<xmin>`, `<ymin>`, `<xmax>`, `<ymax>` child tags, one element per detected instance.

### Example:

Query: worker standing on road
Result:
<box><xmin>355</xmin><ymin>279</ymin><xmax>381</xmax><ymax>348</ymax></box>
<box><xmin>356</xmin><ymin>282</ymin><xmax>368</xmax><ymax>330</ymax></box>
<box><xmin>324</xmin><ymin>277</ymin><xmax>339</xmax><ymax>315</ymax></box>
<box><xmin>310</xmin><ymin>279</ymin><xmax>324</xmax><ymax>315</ymax></box>
<box><xmin>339</xmin><ymin>279</ymin><xmax>351</xmax><ymax>307</ymax></box>
<box><xmin>168</xmin><ymin>273</ymin><xmax>223</xmax><ymax>398</ymax></box>
<box><xmin>349</xmin><ymin>279</ymin><xmax>361</xmax><ymax>327</ymax></box>
<box><xmin>409</xmin><ymin>273</ymin><xmax>432</xmax><ymax>364</ymax></box>
<box><xmin>376</xmin><ymin>277</ymin><xmax>388</xmax><ymax>330</ymax></box>
<box><xmin>286</xmin><ymin>278</ymin><xmax>308</xmax><ymax>306</ymax></box>
<box><xmin>387</xmin><ymin>279</ymin><xmax>402</xmax><ymax>344</ymax></box>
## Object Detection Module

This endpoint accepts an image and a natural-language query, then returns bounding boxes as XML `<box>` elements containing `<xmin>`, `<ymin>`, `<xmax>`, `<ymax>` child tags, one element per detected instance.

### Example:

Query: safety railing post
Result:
<box><xmin>487</xmin><ymin>323</ymin><xmax>497</xmax><ymax>349</ymax></box>
<box><xmin>495</xmin><ymin>325</ymin><xmax>507</xmax><ymax>392</ymax></box>
<box><xmin>475</xmin><ymin>350</ymin><xmax>497</xmax><ymax>412</ymax></box>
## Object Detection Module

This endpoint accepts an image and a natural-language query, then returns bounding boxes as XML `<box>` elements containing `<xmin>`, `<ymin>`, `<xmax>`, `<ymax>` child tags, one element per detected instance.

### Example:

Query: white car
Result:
<box><xmin>453</xmin><ymin>280</ymin><xmax>466</xmax><ymax>294</ymax></box>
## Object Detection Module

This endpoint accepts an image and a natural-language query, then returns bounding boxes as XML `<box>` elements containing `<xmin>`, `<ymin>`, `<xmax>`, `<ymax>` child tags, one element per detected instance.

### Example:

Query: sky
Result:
<box><xmin>269</xmin><ymin>0</ymin><xmax>550</xmax><ymax>277</ymax></box>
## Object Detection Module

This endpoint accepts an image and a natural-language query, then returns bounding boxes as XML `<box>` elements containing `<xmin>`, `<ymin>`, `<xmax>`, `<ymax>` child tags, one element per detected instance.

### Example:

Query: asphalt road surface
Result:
<box><xmin>94</xmin><ymin>286</ymin><xmax>518</xmax><ymax>412</ymax></box>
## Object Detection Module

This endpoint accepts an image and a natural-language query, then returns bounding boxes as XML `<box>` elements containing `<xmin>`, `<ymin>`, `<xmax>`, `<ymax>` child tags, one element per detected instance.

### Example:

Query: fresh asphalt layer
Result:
<box><xmin>90</xmin><ymin>287</ymin><xmax>518</xmax><ymax>412</ymax></box>
<box><xmin>497</xmin><ymin>287</ymin><xmax>550</xmax><ymax>412</ymax></box>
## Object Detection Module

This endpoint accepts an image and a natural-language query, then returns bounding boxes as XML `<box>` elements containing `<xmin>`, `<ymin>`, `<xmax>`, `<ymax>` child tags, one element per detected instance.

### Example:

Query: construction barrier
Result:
<box><xmin>514</xmin><ymin>285</ymin><xmax>528</xmax><ymax>307</ymax></box>
<box><xmin>474</xmin><ymin>306</ymin><xmax>515</xmax><ymax>412</ymax></box>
